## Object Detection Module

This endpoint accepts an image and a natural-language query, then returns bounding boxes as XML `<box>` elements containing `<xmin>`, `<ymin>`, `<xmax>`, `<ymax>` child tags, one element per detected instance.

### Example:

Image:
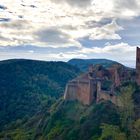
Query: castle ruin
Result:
<box><xmin>136</xmin><ymin>47</ymin><xmax>140</xmax><ymax>85</ymax></box>
<box><xmin>64</xmin><ymin>47</ymin><xmax>140</xmax><ymax>105</ymax></box>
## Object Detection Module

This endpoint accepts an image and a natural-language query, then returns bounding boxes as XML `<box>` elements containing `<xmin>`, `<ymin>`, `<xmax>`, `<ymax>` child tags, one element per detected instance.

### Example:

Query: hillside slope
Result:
<box><xmin>0</xmin><ymin>100</ymin><xmax>121</xmax><ymax>140</ymax></box>
<box><xmin>0</xmin><ymin>59</ymin><xmax>139</xmax><ymax>140</ymax></box>
<box><xmin>1</xmin><ymin>83</ymin><xmax>140</xmax><ymax>140</ymax></box>
<box><xmin>0</xmin><ymin>59</ymin><xmax>80</xmax><ymax>130</ymax></box>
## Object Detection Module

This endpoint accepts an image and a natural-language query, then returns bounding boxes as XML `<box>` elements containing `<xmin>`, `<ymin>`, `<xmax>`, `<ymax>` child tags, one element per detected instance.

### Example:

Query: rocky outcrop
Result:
<box><xmin>64</xmin><ymin>47</ymin><xmax>138</xmax><ymax>105</ymax></box>
<box><xmin>136</xmin><ymin>47</ymin><xmax>140</xmax><ymax>85</ymax></box>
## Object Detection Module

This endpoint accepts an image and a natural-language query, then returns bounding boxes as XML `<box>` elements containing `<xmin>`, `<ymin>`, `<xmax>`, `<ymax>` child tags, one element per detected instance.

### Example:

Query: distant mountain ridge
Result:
<box><xmin>68</xmin><ymin>58</ymin><xmax>121</xmax><ymax>71</ymax></box>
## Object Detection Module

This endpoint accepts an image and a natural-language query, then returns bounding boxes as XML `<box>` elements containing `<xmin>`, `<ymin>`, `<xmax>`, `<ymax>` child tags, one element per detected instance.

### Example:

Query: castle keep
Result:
<box><xmin>136</xmin><ymin>47</ymin><xmax>140</xmax><ymax>85</ymax></box>
<box><xmin>64</xmin><ymin>47</ymin><xmax>140</xmax><ymax>105</ymax></box>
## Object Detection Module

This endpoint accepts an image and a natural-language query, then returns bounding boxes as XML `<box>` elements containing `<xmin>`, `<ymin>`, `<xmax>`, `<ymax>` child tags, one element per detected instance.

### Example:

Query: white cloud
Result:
<box><xmin>79</xmin><ymin>42</ymin><xmax>135</xmax><ymax>54</ymax></box>
<box><xmin>77</xmin><ymin>42</ymin><xmax>136</xmax><ymax>67</ymax></box>
<box><xmin>0</xmin><ymin>0</ymin><xmax>140</xmax><ymax>67</ymax></box>
<box><xmin>28</xmin><ymin>50</ymin><xmax>34</xmax><ymax>53</ymax></box>
<box><xmin>0</xmin><ymin>49</ymin><xmax>87</xmax><ymax>62</ymax></box>
<box><xmin>1</xmin><ymin>0</ymin><xmax>138</xmax><ymax>48</ymax></box>
<box><xmin>0</xmin><ymin>40</ymin><xmax>138</xmax><ymax>67</ymax></box>
<box><xmin>89</xmin><ymin>20</ymin><xmax>123</xmax><ymax>40</ymax></box>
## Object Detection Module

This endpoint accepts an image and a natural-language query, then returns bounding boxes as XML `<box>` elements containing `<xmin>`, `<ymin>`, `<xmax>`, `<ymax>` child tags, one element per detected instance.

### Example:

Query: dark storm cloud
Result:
<box><xmin>18</xmin><ymin>15</ymin><xmax>24</xmax><ymax>19</ymax></box>
<box><xmin>0</xmin><ymin>5</ymin><xmax>7</xmax><ymax>10</ymax></box>
<box><xmin>30</xmin><ymin>5</ymin><xmax>37</xmax><ymax>8</ymax></box>
<box><xmin>0</xmin><ymin>20</ymin><xmax>30</xmax><ymax>30</ymax></box>
<box><xmin>35</xmin><ymin>28</ymin><xmax>71</xmax><ymax>45</ymax></box>
<box><xmin>85</xmin><ymin>18</ymin><xmax>112</xmax><ymax>28</ymax></box>
<box><xmin>21</xmin><ymin>4</ymin><xmax>37</xmax><ymax>8</ymax></box>
<box><xmin>0</xmin><ymin>18</ymin><xmax>11</xmax><ymax>22</ymax></box>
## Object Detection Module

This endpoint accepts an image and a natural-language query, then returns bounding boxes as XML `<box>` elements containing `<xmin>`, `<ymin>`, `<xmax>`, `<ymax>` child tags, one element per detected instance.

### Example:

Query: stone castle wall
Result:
<box><xmin>64</xmin><ymin>82</ymin><xmax>77</xmax><ymax>100</ymax></box>
<box><xmin>64</xmin><ymin>79</ymin><xmax>117</xmax><ymax>105</ymax></box>
<box><xmin>97</xmin><ymin>91</ymin><xmax>117</xmax><ymax>105</ymax></box>
<box><xmin>64</xmin><ymin>47</ymin><xmax>140</xmax><ymax>105</ymax></box>
<box><xmin>64</xmin><ymin>79</ymin><xmax>94</xmax><ymax>105</ymax></box>
<box><xmin>77</xmin><ymin>80</ymin><xmax>91</xmax><ymax>105</ymax></box>
<box><xmin>108</xmin><ymin>68</ymin><xmax>121</xmax><ymax>87</ymax></box>
<box><xmin>96</xmin><ymin>82</ymin><xmax>117</xmax><ymax>104</ymax></box>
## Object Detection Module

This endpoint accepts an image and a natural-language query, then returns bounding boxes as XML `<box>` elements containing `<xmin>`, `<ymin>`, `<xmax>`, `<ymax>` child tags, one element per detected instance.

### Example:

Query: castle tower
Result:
<box><xmin>136</xmin><ymin>47</ymin><xmax>140</xmax><ymax>85</ymax></box>
<box><xmin>88</xmin><ymin>65</ymin><xmax>94</xmax><ymax>79</ymax></box>
<box><xmin>96</xmin><ymin>81</ymin><xmax>101</xmax><ymax>102</ymax></box>
<box><xmin>114</xmin><ymin>69</ymin><xmax>121</xmax><ymax>87</ymax></box>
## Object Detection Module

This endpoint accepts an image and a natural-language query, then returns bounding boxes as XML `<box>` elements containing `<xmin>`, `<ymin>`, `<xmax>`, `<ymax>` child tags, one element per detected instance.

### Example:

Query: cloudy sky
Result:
<box><xmin>0</xmin><ymin>0</ymin><xmax>140</xmax><ymax>67</ymax></box>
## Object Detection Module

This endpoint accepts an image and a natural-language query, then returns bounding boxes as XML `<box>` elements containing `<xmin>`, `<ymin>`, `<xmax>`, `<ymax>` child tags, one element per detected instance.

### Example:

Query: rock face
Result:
<box><xmin>64</xmin><ymin>48</ymin><xmax>138</xmax><ymax>105</ymax></box>
<box><xmin>136</xmin><ymin>47</ymin><xmax>140</xmax><ymax>85</ymax></box>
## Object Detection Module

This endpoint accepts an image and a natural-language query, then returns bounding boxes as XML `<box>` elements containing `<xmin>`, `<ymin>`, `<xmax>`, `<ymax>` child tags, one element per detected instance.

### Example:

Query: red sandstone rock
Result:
<box><xmin>136</xmin><ymin>47</ymin><xmax>140</xmax><ymax>85</ymax></box>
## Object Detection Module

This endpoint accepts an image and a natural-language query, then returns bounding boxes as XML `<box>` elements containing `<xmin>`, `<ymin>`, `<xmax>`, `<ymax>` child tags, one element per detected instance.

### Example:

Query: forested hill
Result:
<box><xmin>1</xmin><ymin>83</ymin><xmax>140</xmax><ymax>140</ymax></box>
<box><xmin>0</xmin><ymin>59</ymin><xmax>81</xmax><ymax>130</ymax></box>
<box><xmin>0</xmin><ymin>59</ymin><xmax>140</xmax><ymax>140</ymax></box>
<box><xmin>68</xmin><ymin>58</ymin><xmax>121</xmax><ymax>71</ymax></box>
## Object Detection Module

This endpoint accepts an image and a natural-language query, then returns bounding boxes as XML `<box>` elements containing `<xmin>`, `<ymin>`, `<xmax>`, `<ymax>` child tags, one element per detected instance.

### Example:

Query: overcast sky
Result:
<box><xmin>0</xmin><ymin>0</ymin><xmax>140</xmax><ymax>67</ymax></box>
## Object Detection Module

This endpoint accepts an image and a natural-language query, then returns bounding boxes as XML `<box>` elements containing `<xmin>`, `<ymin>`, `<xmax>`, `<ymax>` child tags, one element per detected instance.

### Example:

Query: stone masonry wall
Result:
<box><xmin>97</xmin><ymin>91</ymin><xmax>117</xmax><ymax>104</ymax></box>
<box><xmin>64</xmin><ymin>79</ymin><xmax>94</xmax><ymax>105</ymax></box>
<box><xmin>64</xmin><ymin>83</ymin><xmax>77</xmax><ymax>101</ymax></box>
<box><xmin>96</xmin><ymin>81</ymin><xmax>117</xmax><ymax>104</ymax></box>
<box><xmin>77</xmin><ymin>80</ymin><xmax>91</xmax><ymax>105</ymax></box>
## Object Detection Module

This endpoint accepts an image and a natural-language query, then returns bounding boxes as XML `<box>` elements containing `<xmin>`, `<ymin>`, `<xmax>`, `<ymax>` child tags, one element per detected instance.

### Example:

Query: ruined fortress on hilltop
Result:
<box><xmin>64</xmin><ymin>47</ymin><xmax>140</xmax><ymax>105</ymax></box>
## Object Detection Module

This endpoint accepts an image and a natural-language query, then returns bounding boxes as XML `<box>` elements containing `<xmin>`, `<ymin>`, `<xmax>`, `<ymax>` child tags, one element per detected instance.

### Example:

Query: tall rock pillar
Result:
<box><xmin>136</xmin><ymin>47</ymin><xmax>140</xmax><ymax>85</ymax></box>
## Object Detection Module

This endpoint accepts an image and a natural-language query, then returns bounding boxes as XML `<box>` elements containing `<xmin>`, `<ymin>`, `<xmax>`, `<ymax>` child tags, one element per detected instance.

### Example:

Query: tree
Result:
<box><xmin>118</xmin><ymin>85</ymin><xmax>135</xmax><ymax>133</ymax></box>
<box><xmin>99</xmin><ymin>124</ymin><xmax>127</xmax><ymax>140</ymax></box>
<box><xmin>130</xmin><ymin>119</ymin><xmax>140</xmax><ymax>140</ymax></box>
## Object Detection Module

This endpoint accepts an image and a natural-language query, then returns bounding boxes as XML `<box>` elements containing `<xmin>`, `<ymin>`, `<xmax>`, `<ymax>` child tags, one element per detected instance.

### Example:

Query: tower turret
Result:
<box><xmin>88</xmin><ymin>64</ymin><xmax>94</xmax><ymax>79</ymax></box>
<box><xmin>136</xmin><ymin>47</ymin><xmax>140</xmax><ymax>85</ymax></box>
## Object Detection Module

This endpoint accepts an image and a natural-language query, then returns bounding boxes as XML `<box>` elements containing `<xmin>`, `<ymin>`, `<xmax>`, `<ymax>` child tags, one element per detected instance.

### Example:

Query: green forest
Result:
<box><xmin>0</xmin><ymin>59</ymin><xmax>140</xmax><ymax>140</ymax></box>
